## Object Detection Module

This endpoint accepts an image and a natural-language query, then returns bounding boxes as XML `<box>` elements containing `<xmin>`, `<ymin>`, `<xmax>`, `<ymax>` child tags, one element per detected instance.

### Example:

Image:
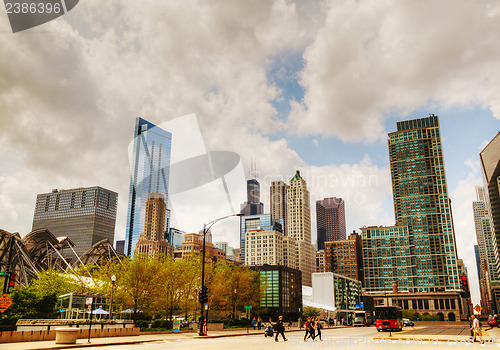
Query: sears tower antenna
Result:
<box><xmin>250</xmin><ymin>157</ymin><xmax>257</xmax><ymax>179</ymax></box>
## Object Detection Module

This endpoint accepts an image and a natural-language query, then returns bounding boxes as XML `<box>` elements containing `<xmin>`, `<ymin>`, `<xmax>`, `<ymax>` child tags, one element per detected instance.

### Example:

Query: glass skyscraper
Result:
<box><xmin>125</xmin><ymin>117</ymin><xmax>172</xmax><ymax>257</ymax></box>
<box><xmin>388</xmin><ymin>114</ymin><xmax>459</xmax><ymax>291</ymax></box>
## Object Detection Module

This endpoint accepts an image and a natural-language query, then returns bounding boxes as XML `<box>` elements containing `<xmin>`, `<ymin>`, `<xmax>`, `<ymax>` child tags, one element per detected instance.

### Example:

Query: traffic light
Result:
<box><xmin>199</xmin><ymin>286</ymin><xmax>208</xmax><ymax>304</ymax></box>
<box><xmin>4</xmin><ymin>272</ymin><xmax>15</xmax><ymax>294</ymax></box>
<box><xmin>461</xmin><ymin>275</ymin><xmax>468</xmax><ymax>290</ymax></box>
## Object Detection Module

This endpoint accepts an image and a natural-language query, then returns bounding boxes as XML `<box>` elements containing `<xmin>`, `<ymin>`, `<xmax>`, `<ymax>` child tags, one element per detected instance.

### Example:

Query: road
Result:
<box><xmin>96</xmin><ymin>327</ymin><xmax>498</xmax><ymax>350</ymax></box>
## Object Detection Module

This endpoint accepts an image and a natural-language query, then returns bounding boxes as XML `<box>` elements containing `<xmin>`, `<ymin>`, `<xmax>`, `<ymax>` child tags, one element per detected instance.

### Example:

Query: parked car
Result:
<box><xmin>402</xmin><ymin>318</ymin><xmax>414</xmax><ymax>327</ymax></box>
<box><xmin>488</xmin><ymin>315</ymin><xmax>500</xmax><ymax>327</ymax></box>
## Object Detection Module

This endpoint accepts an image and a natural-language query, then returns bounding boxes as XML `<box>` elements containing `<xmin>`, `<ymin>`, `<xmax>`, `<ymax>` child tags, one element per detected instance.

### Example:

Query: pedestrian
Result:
<box><xmin>315</xmin><ymin>317</ymin><xmax>323</xmax><ymax>341</ymax></box>
<box><xmin>270</xmin><ymin>315</ymin><xmax>288</xmax><ymax>342</ymax></box>
<box><xmin>257</xmin><ymin>316</ymin><xmax>262</xmax><ymax>330</ymax></box>
<box><xmin>252</xmin><ymin>316</ymin><xmax>256</xmax><ymax>330</ymax></box>
<box><xmin>288</xmin><ymin>317</ymin><xmax>293</xmax><ymax>329</ymax></box>
<box><xmin>334</xmin><ymin>318</ymin><xmax>337</xmax><ymax>326</ymax></box>
<box><xmin>304</xmin><ymin>317</ymin><xmax>312</xmax><ymax>341</ymax></box>
<box><xmin>298</xmin><ymin>316</ymin><xmax>303</xmax><ymax>328</ymax></box>
<box><xmin>310</xmin><ymin>317</ymin><xmax>316</xmax><ymax>341</ymax></box>
<box><xmin>470</xmin><ymin>315</ymin><xmax>482</xmax><ymax>343</ymax></box>
<box><xmin>341</xmin><ymin>317</ymin><xmax>344</xmax><ymax>325</ymax></box>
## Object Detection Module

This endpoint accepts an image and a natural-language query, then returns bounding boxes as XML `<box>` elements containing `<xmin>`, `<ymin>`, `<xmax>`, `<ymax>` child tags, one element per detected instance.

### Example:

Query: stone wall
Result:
<box><xmin>0</xmin><ymin>327</ymin><xmax>139</xmax><ymax>343</ymax></box>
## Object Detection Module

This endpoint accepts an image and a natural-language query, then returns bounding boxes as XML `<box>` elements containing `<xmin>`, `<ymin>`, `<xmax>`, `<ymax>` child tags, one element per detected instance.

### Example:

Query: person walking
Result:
<box><xmin>298</xmin><ymin>316</ymin><xmax>303</xmax><ymax>328</ymax></box>
<box><xmin>304</xmin><ymin>317</ymin><xmax>312</xmax><ymax>341</ymax></box>
<box><xmin>270</xmin><ymin>316</ymin><xmax>288</xmax><ymax>342</ymax></box>
<box><xmin>470</xmin><ymin>315</ymin><xmax>482</xmax><ymax>343</ymax></box>
<box><xmin>334</xmin><ymin>318</ymin><xmax>337</xmax><ymax>326</ymax></box>
<box><xmin>288</xmin><ymin>317</ymin><xmax>293</xmax><ymax>329</ymax></box>
<box><xmin>257</xmin><ymin>316</ymin><xmax>262</xmax><ymax>330</ymax></box>
<box><xmin>315</xmin><ymin>317</ymin><xmax>323</xmax><ymax>341</ymax></box>
<box><xmin>252</xmin><ymin>317</ymin><xmax>256</xmax><ymax>330</ymax></box>
<box><xmin>310</xmin><ymin>317</ymin><xmax>316</xmax><ymax>341</ymax></box>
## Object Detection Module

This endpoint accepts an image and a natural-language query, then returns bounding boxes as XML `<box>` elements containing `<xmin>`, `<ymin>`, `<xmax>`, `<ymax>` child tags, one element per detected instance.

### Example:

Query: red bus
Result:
<box><xmin>375</xmin><ymin>306</ymin><xmax>403</xmax><ymax>332</ymax></box>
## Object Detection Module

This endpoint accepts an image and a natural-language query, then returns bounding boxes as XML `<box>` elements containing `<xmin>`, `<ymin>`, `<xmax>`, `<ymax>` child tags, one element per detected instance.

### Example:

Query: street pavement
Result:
<box><xmin>3</xmin><ymin>325</ymin><xmax>499</xmax><ymax>350</ymax></box>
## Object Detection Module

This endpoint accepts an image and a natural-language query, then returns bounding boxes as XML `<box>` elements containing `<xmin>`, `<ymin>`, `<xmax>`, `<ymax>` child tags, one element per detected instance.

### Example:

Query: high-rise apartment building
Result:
<box><xmin>324</xmin><ymin>232</ymin><xmax>363</xmax><ymax>283</ymax></box>
<box><xmin>270</xmin><ymin>181</ymin><xmax>288</xmax><ymax>234</ymax></box>
<box><xmin>316</xmin><ymin>197</ymin><xmax>346</xmax><ymax>250</ymax></box>
<box><xmin>287</xmin><ymin>170</ymin><xmax>315</xmax><ymax>287</ymax></box>
<box><xmin>388</xmin><ymin>115</ymin><xmax>460</xmax><ymax>291</ymax></box>
<box><xmin>134</xmin><ymin>193</ymin><xmax>173</xmax><ymax>258</ymax></box>
<box><xmin>125</xmin><ymin>117</ymin><xmax>172</xmax><ymax>257</ymax></box>
<box><xmin>363</xmin><ymin>115</ymin><xmax>460</xmax><ymax>292</ymax></box>
<box><xmin>32</xmin><ymin>186</ymin><xmax>118</xmax><ymax>259</ymax></box>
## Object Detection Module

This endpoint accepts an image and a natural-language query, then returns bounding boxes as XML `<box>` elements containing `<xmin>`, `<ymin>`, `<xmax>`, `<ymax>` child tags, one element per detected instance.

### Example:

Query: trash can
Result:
<box><xmin>55</xmin><ymin>327</ymin><xmax>79</xmax><ymax>344</ymax></box>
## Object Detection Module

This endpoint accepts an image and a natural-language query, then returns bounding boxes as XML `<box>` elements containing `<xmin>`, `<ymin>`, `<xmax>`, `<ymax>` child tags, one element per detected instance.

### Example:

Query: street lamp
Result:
<box><xmin>199</xmin><ymin>213</ymin><xmax>243</xmax><ymax>336</ymax></box>
<box><xmin>109</xmin><ymin>274</ymin><xmax>116</xmax><ymax>319</ymax></box>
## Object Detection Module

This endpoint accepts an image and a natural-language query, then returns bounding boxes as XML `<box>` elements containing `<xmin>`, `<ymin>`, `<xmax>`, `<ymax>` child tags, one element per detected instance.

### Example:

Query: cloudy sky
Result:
<box><xmin>1</xmin><ymin>0</ymin><xmax>499</xmax><ymax>305</ymax></box>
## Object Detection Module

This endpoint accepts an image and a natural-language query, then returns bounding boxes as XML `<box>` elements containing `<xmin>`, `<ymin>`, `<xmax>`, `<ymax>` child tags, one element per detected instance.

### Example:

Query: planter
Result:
<box><xmin>55</xmin><ymin>328</ymin><xmax>79</xmax><ymax>344</ymax></box>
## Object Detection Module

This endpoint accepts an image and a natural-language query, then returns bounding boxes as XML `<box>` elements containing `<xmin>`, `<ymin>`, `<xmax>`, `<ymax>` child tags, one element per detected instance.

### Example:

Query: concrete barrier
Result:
<box><xmin>207</xmin><ymin>323</ymin><xmax>224</xmax><ymax>331</ymax></box>
<box><xmin>0</xmin><ymin>327</ymin><xmax>140</xmax><ymax>343</ymax></box>
<box><xmin>55</xmin><ymin>328</ymin><xmax>79</xmax><ymax>344</ymax></box>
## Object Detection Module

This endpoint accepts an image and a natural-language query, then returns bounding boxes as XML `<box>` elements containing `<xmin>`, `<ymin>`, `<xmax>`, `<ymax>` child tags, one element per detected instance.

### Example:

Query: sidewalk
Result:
<box><xmin>374</xmin><ymin>325</ymin><xmax>496</xmax><ymax>343</ymax></box>
<box><xmin>1</xmin><ymin>326</ymin><xmax>340</xmax><ymax>350</ymax></box>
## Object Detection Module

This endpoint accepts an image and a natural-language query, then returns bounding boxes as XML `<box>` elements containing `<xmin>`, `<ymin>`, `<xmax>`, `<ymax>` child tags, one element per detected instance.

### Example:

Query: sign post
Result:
<box><xmin>173</xmin><ymin>319</ymin><xmax>180</xmax><ymax>333</ymax></box>
<box><xmin>244</xmin><ymin>306</ymin><xmax>252</xmax><ymax>333</ymax></box>
<box><xmin>86</xmin><ymin>297</ymin><xmax>94</xmax><ymax>343</ymax></box>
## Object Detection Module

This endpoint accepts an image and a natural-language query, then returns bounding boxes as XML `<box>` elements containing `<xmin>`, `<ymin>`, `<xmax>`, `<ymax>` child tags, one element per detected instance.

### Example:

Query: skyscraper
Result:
<box><xmin>316</xmin><ymin>197</ymin><xmax>346</xmax><ymax>250</ymax></box>
<box><xmin>479</xmin><ymin>132</ymin><xmax>500</xmax><ymax>311</ymax></box>
<box><xmin>240</xmin><ymin>213</ymin><xmax>283</xmax><ymax>260</ymax></box>
<box><xmin>287</xmin><ymin>170</ymin><xmax>315</xmax><ymax>287</ymax></box>
<box><xmin>125</xmin><ymin>117</ymin><xmax>172</xmax><ymax>257</ymax></box>
<box><xmin>270</xmin><ymin>181</ymin><xmax>288</xmax><ymax>233</ymax></box>
<box><xmin>134</xmin><ymin>192</ymin><xmax>173</xmax><ymax>258</ymax></box>
<box><xmin>32</xmin><ymin>186</ymin><xmax>118</xmax><ymax>259</ymax></box>
<box><xmin>480</xmin><ymin>133</ymin><xmax>500</xmax><ymax>275</ymax></box>
<box><xmin>241</xmin><ymin>178</ymin><xmax>264</xmax><ymax>216</ymax></box>
<box><xmin>387</xmin><ymin>114</ymin><xmax>460</xmax><ymax>291</ymax></box>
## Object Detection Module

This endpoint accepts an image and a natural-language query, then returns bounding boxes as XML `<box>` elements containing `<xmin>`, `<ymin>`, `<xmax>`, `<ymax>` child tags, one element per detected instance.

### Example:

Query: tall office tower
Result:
<box><xmin>480</xmin><ymin>132</ymin><xmax>500</xmax><ymax>311</ymax></box>
<box><xmin>134</xmin><ymin>192</ymin><xmax>173</xmax><ymax>258</ymax></box>
<box><xmin>125</xmin><ymin>117</ymin><xmax>172</xmax><ymax>257</ymax></box>
<box><xmin>240</xmin><ymin>178</ymin><xmax>264</xmax><ymax>216</ymax></box>
<box><xmin>287</xmin><ymin>170</ymin><xmax>315</xmax><ymax>287</ymax></box>
<box><xmin>316</xmin><ymin>197</ymin><xmax>346</xmax><ymax>250</ymax></box>
<box><xmin>480</xmin><ymin>133</ymin><xmax>500</xmax><ymax>273</ymax></box>
<box><xmin>32</xmin><ymin>186</ymin><xmax>118</xmax><ymax>259</ymax></box>
<box><xmin>270</xmin><ymin>181</ymin><xmax>288</xmax><ymax>233</ymax></box>
<box><xmin>388</xmin><ymin>114</ymin><xmax>460</xmax><ymax>291</ymax></box>
<box><xmin>240</xmin><ymin>213</ymin><xmax>283</xmax><ymax>261</ymax></box>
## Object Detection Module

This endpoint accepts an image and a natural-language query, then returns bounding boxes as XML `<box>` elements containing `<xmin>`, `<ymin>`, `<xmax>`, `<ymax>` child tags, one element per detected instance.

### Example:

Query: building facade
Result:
<box><xmin>287</xmin><ymin>170</ymin><xmax>315</xmax><ymax>287</ymax></box>
<box><xmin>239</xmin><ymin>213</ymin><xmax>283</xmax><ymax>261</ymax></box>
<box><xmin>388</xmin><ymin>115</ymin><xmax>460</xmax><ymax>291</ymax></box>
<box><xmin>32</xmin><ymin>186</ymin><xmax>118</xmax><ymax>259</ymax></box>
<box><xmin>245</xmin><ymin>229</ymin><xmax>283</xmax><ymax>266</ymax></box>
<box><xmin>134</xmin><ymin>193</ymin><xmax>173</xmax><ymax>258</ymax></box>
<box><xmin>178</xmin><ymin>232</ymin><xmax>226</xmax><ymax>261</ymax></box>
<box><xmin>324</xmin><ymin>232</ymin><xmax>363</xmax><ymax>283</ymax></box>
<box><xmin>270</xmin><ymin>181</ymin><xmax>288</xmax><ymax>234</ymax></box>
<box><xmin>257</xmin><ymin>264</ymin><xmax>302</xmax><ymax>320</ymax></box>
<box><xmin>316</xmin><ymin>197</ymin><xmax>346</xmax><ymax>250</ymax></box>
<box><xmin>125</xmin><ymin>117</ymin><xmax>172</xmax><ymax>257</ymax></box>
<box><xmin>241</xmin><ymin>179</ymin><xmax>264</xmax><ymax>216</ymax></box>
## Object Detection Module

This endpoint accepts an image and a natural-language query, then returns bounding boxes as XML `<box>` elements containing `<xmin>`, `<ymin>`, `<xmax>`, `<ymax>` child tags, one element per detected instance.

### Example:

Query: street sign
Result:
<box><xmin>0</xmin><ymin>272</ymin><xmax>5</xmax><ymax>276</ymax></box>
<box><xmin>0</xmin><ymin>294</ymin><xmax>13</xmax><ymax>313</ymax></box>
<box><xmin>85</xmin><ymin>297</ymin><xmax>93</xmax><ymax>305</ymax></box>
<box><xmin>204</xmin><ymin>303</ymin><xmax>208</xmax><ymax>311</ymax></box>
<box><xmin>173</xmin><ymin>319</ymin><xmax>180</xmax><ymax>332</ymax></box>
<box><xmin>244</xmin><ymin>305</ymin><xmax>252</xmax><ymax>310</ymax></box>
<box><xmin>474</xmin><ymin>304</ymin><xmax>482</xmax><ymax>313</ymax></box>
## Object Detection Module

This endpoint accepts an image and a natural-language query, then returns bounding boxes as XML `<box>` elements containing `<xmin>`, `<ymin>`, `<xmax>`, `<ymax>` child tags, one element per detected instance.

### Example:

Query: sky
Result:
<box><xmin>0</xmin><ymin>0</ymin><xmax>499</xmax><ymax>306</ymax></box>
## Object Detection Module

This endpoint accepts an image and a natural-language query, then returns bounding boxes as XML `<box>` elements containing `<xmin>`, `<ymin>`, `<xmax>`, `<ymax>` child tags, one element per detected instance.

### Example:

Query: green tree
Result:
<box><xmin>303</xmin><ymin>306</ymin><xmax>321</xmax><ymax>318</ymax></box>
<box><xmin>0</xmin><ymin>287</ymin><xmax>58</xmax><ymax>325</ymax></box>
<box><xmin>402</xmin><ymin>309</ymin><xmax>415</xmax><ymax>320</ymax></box>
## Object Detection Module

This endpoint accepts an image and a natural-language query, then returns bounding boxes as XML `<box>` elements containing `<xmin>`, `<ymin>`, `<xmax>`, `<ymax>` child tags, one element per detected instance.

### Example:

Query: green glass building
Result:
<box><xmin>387</xmin><ymin>115</ymin><xmax>460</xmax><ymax>292</ymax></box>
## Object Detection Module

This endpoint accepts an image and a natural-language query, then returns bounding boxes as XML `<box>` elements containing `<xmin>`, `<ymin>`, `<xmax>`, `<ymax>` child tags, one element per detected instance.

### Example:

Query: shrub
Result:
<box><xmin>135</xmin><ymin>320</ymin><xmax>149</xmax><ymax>329</ymax></box>
<box><xmin>151</xmin><ymin>320</ymin><xmax>172</xmax><ymax>329</ymax></box>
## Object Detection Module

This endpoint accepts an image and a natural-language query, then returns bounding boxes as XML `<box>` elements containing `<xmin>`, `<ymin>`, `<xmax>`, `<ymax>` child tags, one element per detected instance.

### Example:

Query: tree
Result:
<box><xmin>303</xmin><ymin>306</ymin><xmax>321</xmax><ymax>318</ymax></box>
<box><xmin>0</xmin><ymin>287</ymin><xmax>58</xmax><ymax>325</ymax></box>
<box><xmin>402</xmin><ymin>309</ymin><xmax>415</xmax><ymax>320</ymax></box>
<box><xmin>29</xmin><ymin>267</ymin><xmax>77</xmax><ymax>298</ymax></box>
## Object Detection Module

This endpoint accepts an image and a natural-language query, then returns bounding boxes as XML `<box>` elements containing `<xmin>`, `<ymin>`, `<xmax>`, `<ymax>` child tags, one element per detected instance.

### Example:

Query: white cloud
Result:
<box><xmin>289</xmin><ymin>0</ymin><xmax>500</xmax><ymax>142</ymax></box>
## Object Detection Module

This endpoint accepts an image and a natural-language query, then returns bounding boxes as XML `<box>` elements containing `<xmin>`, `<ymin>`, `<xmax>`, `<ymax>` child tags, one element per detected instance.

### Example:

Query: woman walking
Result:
<box><xmin>304</xmin><ymin>317</ymin><xmax>315</xmax><ymax>341</ymax></box>
<box><xmin>270</xmin><ymin>316</ymin><xmax>288</xmax><ymax>342</ymax></box>
<box><xmin>315</xmin><ymin>317</ymin><xmax>323</xmax><ymax>341</ymax></box>
<box><xmin>310</xmin><ymin>317</ymin><xmax>316</xmax><ymax>341</ymax></box>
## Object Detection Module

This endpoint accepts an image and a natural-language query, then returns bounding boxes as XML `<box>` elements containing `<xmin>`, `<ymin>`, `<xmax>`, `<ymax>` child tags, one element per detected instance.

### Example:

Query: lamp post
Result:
<box><xmin>199</xmin><ymin>213</ymin><xmax>243</xmax><ymax>336</ymax></box>
<box><xmin>109</xmin><ymin>275</ymin><xmax>116</xmax><ymax>320</ymax></box>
